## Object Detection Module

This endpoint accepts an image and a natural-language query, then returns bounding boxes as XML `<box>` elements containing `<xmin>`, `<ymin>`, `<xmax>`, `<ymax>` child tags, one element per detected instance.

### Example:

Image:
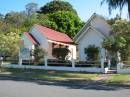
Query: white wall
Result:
<box><xmin>30</xmin><ymin>27</ymin><xmax>49</xmax><ymax>49</ymax></box>
<box><xmin>68</xmin><ymin>45</ymin><xmax>77</xmax><ymax>60</ymax></box>
<box><xmin>78</xmin><ymin>28</ymin><xmax>104</xmax><ymax>61</ymax></box>
<box><xmin>21</xmin><ymin>34</ymin><xmax>34</xmax><ymax>49</ymax></box>
<box><xmin>47</xmin><ymin>42</ymin><xmax>56</xmax><ymax>59</ymax></box>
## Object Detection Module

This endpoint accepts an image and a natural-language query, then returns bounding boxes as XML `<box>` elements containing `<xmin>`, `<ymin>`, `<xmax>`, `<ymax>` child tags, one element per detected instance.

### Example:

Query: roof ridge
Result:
<box><xmin>75</xmin><ymin>25</ymin><xmax>106</xmax><ymax>43</ymax></box>
<box><xmin>74</xmin><ymin>13</ymin><xmax>97</xmax><ymax>40</ymax></box>
<box><xmin>33</xmin><ymin>24</ymin><xmax>73</xmax><ymax>43</ymax></box>
<box><xmin>74</xmin><ymin>13</ymin><xmax>109</xmax><ymax>41</ymax></box>
<box><xmin>29</xmin><ymin>33</ymin><xmax>40</xmax><ymax>45</ymax></box>
<box><xmin>23</xmin><ymin>32</ymin><xmax>38</xmax><ymax>45</ymax></box>
<box><xmin>34</xmin><ymin>24</ymin><xmax>69</xmax><ymax>36</ymax></box>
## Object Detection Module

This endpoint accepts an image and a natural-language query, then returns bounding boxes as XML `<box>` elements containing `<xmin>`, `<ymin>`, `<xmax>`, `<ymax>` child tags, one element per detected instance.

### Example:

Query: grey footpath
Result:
<box><xmin>0</xmin><ymin>76</ymin><xmax>130</xmax><ymax>97</ymax></box>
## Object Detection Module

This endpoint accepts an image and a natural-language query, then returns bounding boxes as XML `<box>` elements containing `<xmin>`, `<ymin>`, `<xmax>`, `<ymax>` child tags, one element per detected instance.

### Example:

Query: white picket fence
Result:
<box><xmin>117</xmin><ymin>62</ymin><xmax>130</xmax><ymax>73</ymax></box>
<box><xmin>1</xmin><ymin>64</ymin><xmax>103</xmax><ymax>73</ymax></box>
<box><xmin>1</xmin><ymin>58</ymin><xmax>105</xmax><ymax>73</ymax></box>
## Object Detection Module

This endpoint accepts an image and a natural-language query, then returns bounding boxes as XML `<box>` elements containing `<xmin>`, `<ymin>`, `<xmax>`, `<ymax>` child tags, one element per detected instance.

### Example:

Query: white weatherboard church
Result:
<box><xmin>21</xmin><ymin>13</ymin><xmax>111</xmax><ymax>62</ymax></box>
<box><xmin>74</xmin><ymin>13</ymin><xmax>111</xmax><ymax>61</ymax></box>
<box><xmin>21</xmin><ymin>24</ymin><xmax>76</xmax><ymax>60</ymax></box>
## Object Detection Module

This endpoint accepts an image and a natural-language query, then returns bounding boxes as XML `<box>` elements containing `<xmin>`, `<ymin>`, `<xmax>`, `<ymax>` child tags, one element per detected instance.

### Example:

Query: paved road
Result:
<box><xmin>0</xmin><ymin>77</ymin><xmax>130</xmax><ymax>97</ymax></box>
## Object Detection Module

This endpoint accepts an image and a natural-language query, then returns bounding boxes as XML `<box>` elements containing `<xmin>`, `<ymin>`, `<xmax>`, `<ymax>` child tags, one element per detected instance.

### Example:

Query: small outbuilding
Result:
<box><xmin>21</xmin><ymin>24</ymin><xmax>76</xmax><ymax>60</ymax></box>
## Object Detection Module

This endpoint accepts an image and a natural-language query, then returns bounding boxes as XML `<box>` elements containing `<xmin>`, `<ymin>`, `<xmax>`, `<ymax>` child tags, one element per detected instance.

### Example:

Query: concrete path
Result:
<box><xmin>0</xmin><ymin>76</ymin><xmax>130</xmax><ymax>97</ymax></box>
<box><xmin>94</xmin><ymin>74</ymin><xmax>112</xmax><ymax>81</ymax></box>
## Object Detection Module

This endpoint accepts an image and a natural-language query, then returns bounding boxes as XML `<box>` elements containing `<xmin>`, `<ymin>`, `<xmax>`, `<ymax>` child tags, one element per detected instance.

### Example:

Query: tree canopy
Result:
<box><xmin>101</xmin><ymin>0</ymin><xmax>130</xmax><ymax>18</ymax></box>
<box><xmin>39</xmin><ymin>0</ymin><xmax>77</xmax><ymax>15</ymax></box>
<box><xmin>0</xmin><ymin>32</ymin><xmax>20</xmax><ymax>58</ymax></box>
<box><xmin>84</xmin><ymin>45</ymin><xmax>100</xmax><ymax>61</ymax></box>
<box><xmin>26</xmin><ymin>2</ymin><xmax>38</xmax><ymax>16</ymax></box>
<box><xmin>103</xmin><ymin>19</ymin><xmax>130</xmax><ymax>60</ymax></box>
<box><xmin>36</xmin><ymin>0</ymin><xmax>84</xmax><ymax>38</ymax></box>
<box><xmin>47</xmin><ymin>11</ymin><xmax>84</xmax><ymax>38</ymax></box>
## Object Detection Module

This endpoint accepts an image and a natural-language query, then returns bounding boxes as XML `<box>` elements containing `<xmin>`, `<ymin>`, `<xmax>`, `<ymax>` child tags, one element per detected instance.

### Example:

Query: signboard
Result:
<box><xmin>20</xmin><ymin>48</ymin><xmax>30</xmax><ymax>60</ymax></box>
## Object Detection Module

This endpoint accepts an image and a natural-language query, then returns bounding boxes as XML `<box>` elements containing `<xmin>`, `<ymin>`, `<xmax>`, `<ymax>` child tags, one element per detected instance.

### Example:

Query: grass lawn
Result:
<box><xmin>0</xmin><ymin>68</ymin><xmax>98</xmax><ymax>81</ymax></box>
<box><xmin>0</xmin><ymin>68</ymin><xmax>130</xmax><ymax>84</ymax></box>
<box><xmin>107</xmin><ymin>74</ymin><xmax>130</xmax><ymax>84</ymax></box>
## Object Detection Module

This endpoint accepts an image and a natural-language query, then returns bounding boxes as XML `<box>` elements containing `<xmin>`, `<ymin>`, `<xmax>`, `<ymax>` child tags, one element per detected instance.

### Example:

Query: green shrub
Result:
<box><xmin>84</xmin><ymin>45</ymin><xmax>100</xmax><ymax>61</ymax></box>
<box><xmin>52</xmin><ymin>48</ymin><xmax>70</xmax><ymax>60</ymax></box>
<box><xmin>33</xmin><ymin>45</ymin><xmax>47</xmax><ymax>65</ymax></box>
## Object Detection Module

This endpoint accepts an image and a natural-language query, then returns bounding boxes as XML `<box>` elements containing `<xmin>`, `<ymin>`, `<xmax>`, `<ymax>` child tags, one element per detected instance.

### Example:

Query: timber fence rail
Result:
<box><xmin>117</xmin><ymin>61</ymin><xmax>130</xmax><ymax>73</ymax></box>
<box><xmin>1</xmin><ymin>59</ymin><xmax>105</xmax><ymax>73</ymax></box>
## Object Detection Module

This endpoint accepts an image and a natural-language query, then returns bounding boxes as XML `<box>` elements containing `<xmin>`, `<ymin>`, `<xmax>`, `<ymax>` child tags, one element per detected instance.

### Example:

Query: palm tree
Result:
<box><xmin>101</xmin><ymin>0</ymin><xmax>130</xmax><ymax>18</ymax></box>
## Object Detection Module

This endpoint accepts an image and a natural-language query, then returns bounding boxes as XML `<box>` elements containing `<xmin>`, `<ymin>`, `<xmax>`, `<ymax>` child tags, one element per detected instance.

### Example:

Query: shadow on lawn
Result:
<box><xmin>0</xmin><ymin>75</ymin><xmax>130</xmax><ymax>91</ymax></box>
<box><xmin>36</xmin><ymin>79</ymin><xmax>130</xmax><ymax>91</ymax></box>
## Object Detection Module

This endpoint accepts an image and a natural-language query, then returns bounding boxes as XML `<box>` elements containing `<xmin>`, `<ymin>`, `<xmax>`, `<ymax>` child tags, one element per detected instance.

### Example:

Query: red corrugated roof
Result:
<box><xmin>34</xmin><ymin>24</ymin><xmax>73</xmax><ymax>43</ymax></box>
<box><xmin>23</xmin><ymin>32</ymin><xmax>37</xmax><ymax>45</ymax></box>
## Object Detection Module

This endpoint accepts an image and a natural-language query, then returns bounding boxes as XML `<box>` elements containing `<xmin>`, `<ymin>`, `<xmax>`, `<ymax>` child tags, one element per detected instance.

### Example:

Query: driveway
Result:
<box><xmin>0</xmin><ymin>76</ymin><xmax>130</xmax><ymax>97</ymax></box>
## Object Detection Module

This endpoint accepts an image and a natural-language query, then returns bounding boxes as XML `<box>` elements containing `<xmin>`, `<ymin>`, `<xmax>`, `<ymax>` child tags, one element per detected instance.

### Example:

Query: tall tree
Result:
<box><xmin>0</xmin><ymin>32</ymin><xmax>20</xmax><ymax>58</ymax></box>
<box><xmin>37</xmin><ymin>0</ymin><xmax>84</xmax><ymax>38</ymax></box>
<box><xmin>47</xmin><ymin>11</ymin><xmax>84</xmax><ymax>38</ymax></box>
<box><xmin>5</xmin><ymin>12</ymin><xmax>27</xmax><ymax>27</ymax></box>
<box><xmin>107</xmin><ymin>14</ymin><xmax>121</xmax><ymax>25</ymax></box>
<box><xmin>4</xmin><ymin>12</ymin><xmax>27</xmax><ymax>33</ymax></box>
<box><xmin>0</xmin><ymin>13</ymin><xmax>4</xmax><ymax>21</ymax></box>
<box><xmin>26</xmin><ymin>3</ymin><xmax>38</xmax><ymax>17</ymax></box>
<box><xmin>103</xmin><ymin>19</ymin><xmax>130</xmax><ymax>61</ymax></box>
<box><xmin>39</xmin><ymin>0</ymin><xmax>77</xmax><ymax>15</ymax></box>
<box><xmin>101</xmin><ymin>0</ymin><xmax>130</xmax><ymax>18</ymax></box>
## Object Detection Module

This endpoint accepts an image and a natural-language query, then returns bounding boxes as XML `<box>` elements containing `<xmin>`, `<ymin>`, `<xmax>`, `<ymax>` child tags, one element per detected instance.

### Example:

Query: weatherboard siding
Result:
<box><xmin>91</xmin><ymin>16</ymin><xmax>110</xmax><ymax>36</ymax></box>
<box><xmin>22</xmin><ymin>34</ymin><xmax>34</xmax><ymax>49</ymax></box>
<box><xmin>78</xmin><ymin>28</ymin><xmax>104</xmax><ymax>61</ymax></box>
<box><xmin>30</xmin><ymin>27</ymin><xmax>49</xmax><ymax>49</ymax></box>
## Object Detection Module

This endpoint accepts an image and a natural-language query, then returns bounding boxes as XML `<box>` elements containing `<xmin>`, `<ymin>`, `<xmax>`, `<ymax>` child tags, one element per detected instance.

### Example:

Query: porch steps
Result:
<box><xmin>106</xmin><ymin>70</ymin><xmax>117</xmax><ymax>74</ymax></box>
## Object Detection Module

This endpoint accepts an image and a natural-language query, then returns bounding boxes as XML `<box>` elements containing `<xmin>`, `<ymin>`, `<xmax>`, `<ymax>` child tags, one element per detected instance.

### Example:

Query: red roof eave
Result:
<box><xmin>23</xmin><ymin>32</ymin><xmax>37</xmax><ymax>45</ymax></box>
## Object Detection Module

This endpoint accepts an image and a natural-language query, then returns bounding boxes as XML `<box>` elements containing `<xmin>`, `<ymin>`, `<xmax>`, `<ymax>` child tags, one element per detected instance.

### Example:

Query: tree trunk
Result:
<box><xmin>128</xmin><ymin>0</ymin><xmax>130</xmax><ymax>19</ymax></box>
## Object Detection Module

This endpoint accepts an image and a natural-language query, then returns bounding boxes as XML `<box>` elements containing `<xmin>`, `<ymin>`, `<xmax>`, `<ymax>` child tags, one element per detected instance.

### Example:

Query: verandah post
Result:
<box><xmin>44</xmin><ymin>56</ymin><xmax>48</xmax><ymax>67</ymax></box>
<box><xmin>71</xmin><ymin>59</ymin><xmax>75</xmax><ymax>68</ymax></box>
<box><xmin>101</xmin><ymin>57</ymin><xmax>104</xmax><ymax>73</ymax></box>
<box><xmin>19</xmin><ymin>49</ymin><xmax>22</xmax><ymax>66</ymax></box>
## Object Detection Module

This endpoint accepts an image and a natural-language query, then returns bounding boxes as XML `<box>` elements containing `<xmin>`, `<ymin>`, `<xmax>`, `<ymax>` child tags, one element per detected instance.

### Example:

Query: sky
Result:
<box><xmin>0</xmin><ymin>0</ymin><xmax>128</xmax><ymax>21</ymax></box>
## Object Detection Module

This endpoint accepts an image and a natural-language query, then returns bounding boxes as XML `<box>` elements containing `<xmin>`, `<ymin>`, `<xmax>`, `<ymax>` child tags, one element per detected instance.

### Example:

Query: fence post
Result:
<box><xmin>117</xmin><ymin>62</ymin><xmax>121</xmax><ymax>70</ymax></box>
<box><xmin>0</xmin><ymin>57</ymin><xmax>3</xmax><ymax>67</ymax></box>
<box><xmin>19</xmin><ymin>58</ymin><xmax>22</xmax><ymax>66</ymax></box>
<box><xmin>101</xmin><ymin>57</ymin><xmax>104</xmax><ymax>73</ymax></box>
<box><xmin>108</xmin><ymin>59</ymin><xmax>111</xmax><ymax>69</ymax></box>
<box><xmin>18</xmin><ymin>48</ymin><xmax>22</xmax><ymax>66</ymax></box>
<box><xmin>71</xmin><ymin>59</ymin><xmax>75</xmax><ymax>68</ymax></box>
<box><xmin>44</xmin><ymin>56</ymin><xmax>48</xmax><ymax>67</ymax></box>
<box><xmin>117</xmin><ymin>63</ymin><xmax>121</xmax><ymax>73</ymax></box>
